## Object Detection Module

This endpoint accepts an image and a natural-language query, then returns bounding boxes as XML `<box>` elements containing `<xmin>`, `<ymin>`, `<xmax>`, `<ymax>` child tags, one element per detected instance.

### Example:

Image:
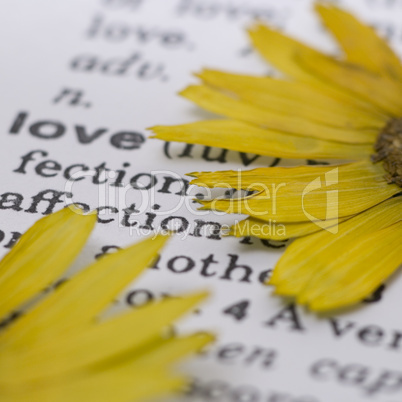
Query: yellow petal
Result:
<box><xmin>298</xmin><ymin>51</ymin><xmax>402</xmax><ymax>117</ymax></box>
<box><xmin>247</xmin><ymin>23</ymin><xmax>384</xmax><ymax>114</ymax></box>
<box><xmin>1</xmin><ymin>292</ymin><xmax>208</xmax><ymax>383</ymax></box>
<box><xmin>248</xmin><ymin>22</ymin><xmax>326</xmax><ymax>82</ymax></box>
<box><xmin>2</xmin><ymin>235</ymin><xmax>169</xmax><ymax>348</ymax></box>
<box><xmin>0</xmin><ymin>207</ymin><xmax>96</xmax><ymax>319</ymax></box>
<box><xmin>189</xmin><ymin>164</ymin><xmax>352</xmax><ymax>190</ymax></box>
<box><xmin>3</xmin><ymin>369</ymin><xmax>185</xmax><ymax>402</ymax></box>
<box><xmin>54</xmin><ymin>333</ymin><xmax>213</xmax><ymax>402</ymax></box>
<box><xmin>193</xmin><ymin>161</ymin><xmax>400</xmax><ymax>222</ymax></box>
<box><xmin>180</xmin><ymin>85</ymin><xmax>376</xmax><ymax>144</ymax></box>
<box><xmin>270</xmin><ymin>197</ymin><xmax>402</xmax><ymax>297</ymax></box>
<box><xmin>197</xmin><ymin>69</ymin><xmax>387</xmax><ymax>129</ymax></box>
<box><xmin>10</xmin><ymin>334</ymin><xmax>214</xmax><ymax>402</ymax></box>
<box><xmin>150</xmin><ymin>120</ymin><xmax>372</xmax><ymax>160</ymax></box>
<box><xmin>230</xmin><ymin>216</ymin><xmax>348</xmax><ymax>240</ymax></box>
<box><xmin>316</xmin><ymin>3</ymin><xmax>402</xmax><ymax>80</ymax></box>
<box><xmin>298</xmin><ymin>221</ymin><xmax>402</xmax><ymax>311</ymax></box>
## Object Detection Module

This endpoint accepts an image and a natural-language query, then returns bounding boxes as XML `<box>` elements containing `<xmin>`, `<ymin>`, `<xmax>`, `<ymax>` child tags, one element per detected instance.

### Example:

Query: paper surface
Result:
<box><xmin>1</xmin><ymin>0</ymin><xmax>402</xmax><ymax>401</ymax></box>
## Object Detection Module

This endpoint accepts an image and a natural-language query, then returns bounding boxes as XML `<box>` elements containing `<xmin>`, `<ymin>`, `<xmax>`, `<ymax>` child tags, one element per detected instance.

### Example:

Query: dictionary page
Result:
<box><xmin>1</xmin><ymin>1</ymin><xmax>402</xmax><ymax>401</ymax></box>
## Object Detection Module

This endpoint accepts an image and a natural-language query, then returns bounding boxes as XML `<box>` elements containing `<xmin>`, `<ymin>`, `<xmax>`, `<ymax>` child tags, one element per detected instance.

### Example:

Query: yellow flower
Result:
<box><xmin>150</xmin><ymin>3</ymin><xmax>402</xmax><ymax>312</ymax></box>
<box><xmin>0</xmin><ymin>207</ymin><xmax>213</xmax><ymax>402</ymax></box>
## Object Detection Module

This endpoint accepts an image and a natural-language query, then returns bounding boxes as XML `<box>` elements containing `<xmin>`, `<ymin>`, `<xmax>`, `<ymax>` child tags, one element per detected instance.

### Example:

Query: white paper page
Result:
<box><xmin>1</xmin><ymin>1</ymin><xmax>402</xmax><ymax>401</ymax></box>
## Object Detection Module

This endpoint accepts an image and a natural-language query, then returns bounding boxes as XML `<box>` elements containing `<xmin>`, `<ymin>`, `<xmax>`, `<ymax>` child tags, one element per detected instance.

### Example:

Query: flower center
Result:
<box><xmin>372</xmin><ymin>118</ymin><xmax>402</xmax><ymax>187</ymax></box>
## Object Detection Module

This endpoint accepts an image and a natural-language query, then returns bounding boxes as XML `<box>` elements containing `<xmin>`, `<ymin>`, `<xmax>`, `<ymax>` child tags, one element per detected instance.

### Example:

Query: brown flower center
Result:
<box><xmin>372</xmin><ymin>118</ymin><xmax>402</xmax><ymax>187</ymax></box>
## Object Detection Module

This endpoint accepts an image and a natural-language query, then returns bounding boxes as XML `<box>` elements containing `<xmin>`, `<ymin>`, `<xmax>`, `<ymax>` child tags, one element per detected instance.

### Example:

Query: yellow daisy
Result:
<box><xmin>0</xmin><ymin>207</ymin><xmax>213</xmax><ymax>401</ymax></box>
<box><xmin>150</xmin><ymin>3</ymin><xmax>402</xmax><ymax>312</ymax></box>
